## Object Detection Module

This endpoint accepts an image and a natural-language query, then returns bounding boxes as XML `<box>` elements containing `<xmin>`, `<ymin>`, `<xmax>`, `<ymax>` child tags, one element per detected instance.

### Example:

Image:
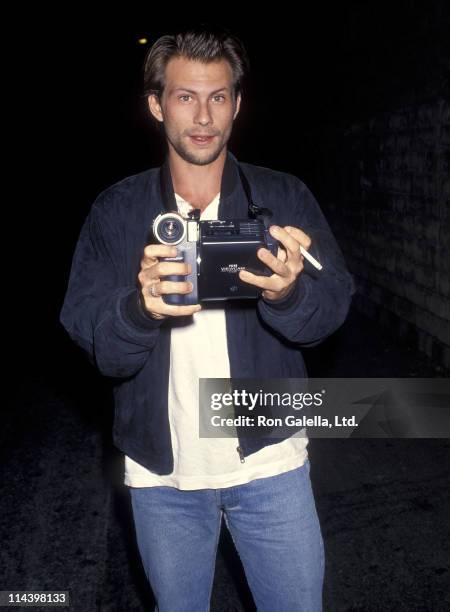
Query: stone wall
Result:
<box><xmin>322</xmin><ymin>98</ymin><xmax>449</xmax><ymax>369</ymax></box>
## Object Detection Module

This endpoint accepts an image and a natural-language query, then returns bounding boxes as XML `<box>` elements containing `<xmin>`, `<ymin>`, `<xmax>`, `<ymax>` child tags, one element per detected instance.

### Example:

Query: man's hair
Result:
<box><xmin>142</xmin><ymin>23</ymin><xmax>250</xmax><ymax>102</ymax></box>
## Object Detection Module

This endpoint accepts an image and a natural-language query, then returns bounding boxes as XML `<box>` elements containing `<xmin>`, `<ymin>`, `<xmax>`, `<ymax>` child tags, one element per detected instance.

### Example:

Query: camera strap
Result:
<box><xmin>160</xmin><ymin>152</ymin><xmax>273</xmax><ymax>227</ymax></box>
<box><xmin>237</xmin><ymin>164</ymin><xmax>274</xmax><ymax>228</ymax></box>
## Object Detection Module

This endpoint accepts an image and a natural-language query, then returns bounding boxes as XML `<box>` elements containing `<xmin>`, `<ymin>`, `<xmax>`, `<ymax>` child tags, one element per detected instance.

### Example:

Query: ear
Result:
<box><xmin>233</xmin><ymin>92</ymin><xmax>242</xmax><ymax>120</ymax></box>
<box><xmin>148</xmin><ymin>93</ymin><xmax>164</xmax><ymax>123</ymax></box>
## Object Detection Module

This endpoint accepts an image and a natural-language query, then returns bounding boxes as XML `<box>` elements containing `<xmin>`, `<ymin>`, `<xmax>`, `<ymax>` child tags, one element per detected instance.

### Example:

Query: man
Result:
<box><xmin>60</xmin><ymin>25</ymin><xmax>355</xmax><ymax>612</ymax></box>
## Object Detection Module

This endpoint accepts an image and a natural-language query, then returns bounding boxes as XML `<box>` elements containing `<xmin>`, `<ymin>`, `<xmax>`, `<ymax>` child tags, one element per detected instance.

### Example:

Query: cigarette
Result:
<box><xmin>300</xmin><ymin>246</ymin><xmax>323</xmax><ymax>270</ymax></box>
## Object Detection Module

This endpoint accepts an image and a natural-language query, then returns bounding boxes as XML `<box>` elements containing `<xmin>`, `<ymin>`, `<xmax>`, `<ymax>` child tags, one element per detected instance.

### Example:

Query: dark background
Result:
<box><xmin>3</xmin><ymin>3</ymin><xmax>450</xmax><ymax>611</ymax></box>
<box><xmin>8</xmin><ymin>2</ymin><xmax>449</xmax><ymax>367</ymax></box>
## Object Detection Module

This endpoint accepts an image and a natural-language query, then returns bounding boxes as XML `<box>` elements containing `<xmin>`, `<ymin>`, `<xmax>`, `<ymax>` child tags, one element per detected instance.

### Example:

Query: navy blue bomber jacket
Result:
<box><xmin>59</xmin><ymin>150</ymin><xmax>356</xmax><ymax>474</ymax></box>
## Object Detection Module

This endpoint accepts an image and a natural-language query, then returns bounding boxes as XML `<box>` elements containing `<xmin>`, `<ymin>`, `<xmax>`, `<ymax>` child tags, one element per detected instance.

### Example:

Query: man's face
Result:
<box><xmin>148</xmin><ymin>56</ymin><xmax>241</xmax><ymax>166</ymax></box>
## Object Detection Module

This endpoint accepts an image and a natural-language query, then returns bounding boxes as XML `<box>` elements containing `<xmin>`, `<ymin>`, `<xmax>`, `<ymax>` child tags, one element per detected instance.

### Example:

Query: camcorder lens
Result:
<box><xmin>157</xmin><ymin>216</ymin><xmax>185</xmax><ymax>244</ymax></box>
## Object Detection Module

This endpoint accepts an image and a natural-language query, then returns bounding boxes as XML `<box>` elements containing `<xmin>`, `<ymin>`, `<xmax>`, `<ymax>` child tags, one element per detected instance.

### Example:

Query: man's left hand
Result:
<box><xmin>238</xmin><ymin>225</ymin><xmax>312</xmax><ymax>301</ymax></box>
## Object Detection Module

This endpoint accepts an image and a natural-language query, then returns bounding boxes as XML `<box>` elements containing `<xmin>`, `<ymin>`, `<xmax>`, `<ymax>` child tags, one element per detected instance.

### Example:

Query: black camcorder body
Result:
<box><xmin>152</xmin><ymin>211</ymin><xmax>278</xmax><ymax>305</ymax></box>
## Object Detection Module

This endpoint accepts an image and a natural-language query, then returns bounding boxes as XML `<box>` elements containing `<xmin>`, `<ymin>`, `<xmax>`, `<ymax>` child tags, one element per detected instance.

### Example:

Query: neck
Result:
<box><xmin>168</xmin><ymin>147</ymin><xmax>226</xmax><ymax>211</ymax></box>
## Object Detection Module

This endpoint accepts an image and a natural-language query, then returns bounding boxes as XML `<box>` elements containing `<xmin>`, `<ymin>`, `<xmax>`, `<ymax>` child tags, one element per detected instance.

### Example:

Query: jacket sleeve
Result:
<box><xmin>257</xmin><ymin>179</ymin><xmax>356</xmax><ymax>347</ymax></box>
<box><xmin>59</xmin><ymin>196</ymin><xmax>165</xmax><ymax>378</ymax></box>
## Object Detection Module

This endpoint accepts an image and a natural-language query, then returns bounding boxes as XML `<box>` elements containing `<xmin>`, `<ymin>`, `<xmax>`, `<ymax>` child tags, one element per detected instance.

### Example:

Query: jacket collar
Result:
<box><xmin>158</xmin><ymin>149</ymin><xmax>240</xmax><ymax>212</ymax></box>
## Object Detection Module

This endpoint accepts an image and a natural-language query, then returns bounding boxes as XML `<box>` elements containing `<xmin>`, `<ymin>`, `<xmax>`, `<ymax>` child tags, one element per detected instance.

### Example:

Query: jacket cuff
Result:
<box><xmin>260</xmin><ymin>275</ymin><xmax>308</xmax><ymax>312</ymax></box>
<box><xmin>120</xmin><ymin>288</ymin><xmax>165</xmax><ymax>331</ymax></box>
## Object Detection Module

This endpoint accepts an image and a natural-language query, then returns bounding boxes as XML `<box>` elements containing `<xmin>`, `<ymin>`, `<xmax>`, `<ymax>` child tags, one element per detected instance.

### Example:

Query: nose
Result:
<box><xmin>194</xmin><ymin>100</ymin><xmax>213</xmax><ymax>126</ymax></box>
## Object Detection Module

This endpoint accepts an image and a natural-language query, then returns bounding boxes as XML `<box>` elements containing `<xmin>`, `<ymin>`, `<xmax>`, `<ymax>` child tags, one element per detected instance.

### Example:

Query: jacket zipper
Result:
<box><xmin>236</xmin><ymin>446</ymin><xmax>245</xmax><ymax>463</ymax></box>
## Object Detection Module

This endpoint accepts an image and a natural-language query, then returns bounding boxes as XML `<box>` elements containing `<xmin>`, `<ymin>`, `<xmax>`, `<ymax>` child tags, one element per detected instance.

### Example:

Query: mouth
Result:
<box><xmin>189</xmin><ymin>135</ymin><xmax>215</xmax><ymax>146</ymax></box>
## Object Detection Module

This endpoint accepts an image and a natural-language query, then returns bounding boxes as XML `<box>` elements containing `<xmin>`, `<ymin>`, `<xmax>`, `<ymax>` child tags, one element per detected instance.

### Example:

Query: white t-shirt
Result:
<box><xmin>124</xmin><ymin>192</ymin><xmax>308</xmax><ymax>490</ymax></box>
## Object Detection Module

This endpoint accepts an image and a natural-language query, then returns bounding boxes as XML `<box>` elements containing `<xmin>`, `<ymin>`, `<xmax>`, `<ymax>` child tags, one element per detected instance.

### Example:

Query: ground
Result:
<box><xmin>1</xmin><ymin>306</ymin><xmax>448</xmax><ymax>611</ymax></box>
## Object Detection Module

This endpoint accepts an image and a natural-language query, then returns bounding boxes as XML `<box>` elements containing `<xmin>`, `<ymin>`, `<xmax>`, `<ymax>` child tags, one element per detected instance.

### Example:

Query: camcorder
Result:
<box><xmin>150</xmin><ymin>162</ymin><xmax>322</xmax><ymax>305</ymax></box>
<box><xmin>152</xmin><ymin>211</ymin><xmax>278</xmax><ymax>305</ymax></box>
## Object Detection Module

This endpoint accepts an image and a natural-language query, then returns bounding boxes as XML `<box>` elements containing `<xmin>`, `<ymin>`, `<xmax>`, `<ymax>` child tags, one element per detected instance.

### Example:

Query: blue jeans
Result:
<box><xmin>129</xmin><ymin>460</ymin><xmax>324</xmax><ymax>611</ymax></box>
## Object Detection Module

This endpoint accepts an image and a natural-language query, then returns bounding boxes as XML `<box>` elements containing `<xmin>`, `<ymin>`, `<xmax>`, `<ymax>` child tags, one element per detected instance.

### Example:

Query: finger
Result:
<box><xmin>269</xmin><ymin>225</ymin><xmax>303</xmax><ymax>258</ymax></box>
<box><xmin>238</xmin><ymin>269</ymin><xmax>285</xmax><ymax>292</ymax></box>
<box><xmin>284</xmin><ymin>226</ymin><xmax>312</xmax><ymax>249</ymax></box>
<box><xmin>277</xmin><ymin>246</ymin><xmax>287</xmax><ymax>263</ymax></box>
<box><xmin>138</xmin><ymin>268</ymin><xmax>158</xmax><ymax>287</ymax></box>
<box><xmin>159</xmin><ymin>303</ymin><xmax>202</xmax><ymax>317</ymax></box>
<box><xmin>139</xmin><ymin>262</ymin><xmax>191</xmax><ymax>283</ymax></box>
<box><xmin>141</xmin><ymin>290</ymin><xmax>201</xmax><ymax>317</ymax></box>
<box><xmin>156</xmin><ymin>261</ymin><xmax>192</xmax><ymax>277</ymax></box>
<box><xmin>141</xmin><ymin>245</ymin><xmax>178</xmax><ymax>267</ymax></box>
<box><xmin>155</xmin><ymin>280</ymin><xmax>194</xmax><ymax>295</ymax></box>
<box><xmin>256</xmin><ymin>248</ymin><xmax>290</xmax><ymax>277</ymax></box>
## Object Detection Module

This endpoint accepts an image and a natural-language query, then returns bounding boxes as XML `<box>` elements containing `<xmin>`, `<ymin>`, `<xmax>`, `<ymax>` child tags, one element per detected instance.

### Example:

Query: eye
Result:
<box><xmin>212</xmin><ymin>95</ymin><xmax>226</xmax><ymax>102</ymax></box>
<box><xmin>179</xmin><ymin>94</ymin><xmax>192</xmax><ymax>102</ymax></box>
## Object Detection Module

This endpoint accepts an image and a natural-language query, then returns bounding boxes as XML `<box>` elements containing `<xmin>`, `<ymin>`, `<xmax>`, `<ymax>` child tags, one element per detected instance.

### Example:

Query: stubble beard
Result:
<box><xmin>165</xmin><ymin>125</ymin><xmax>233</xmax><ymax>166</ymax></box>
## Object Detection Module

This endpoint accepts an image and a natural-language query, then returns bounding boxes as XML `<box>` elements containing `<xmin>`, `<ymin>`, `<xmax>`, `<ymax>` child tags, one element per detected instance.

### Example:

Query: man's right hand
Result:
<box><xmin>138</xmin><ymin>244</ymin><xmax>202</xmax><ymax>320</ymax></box>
